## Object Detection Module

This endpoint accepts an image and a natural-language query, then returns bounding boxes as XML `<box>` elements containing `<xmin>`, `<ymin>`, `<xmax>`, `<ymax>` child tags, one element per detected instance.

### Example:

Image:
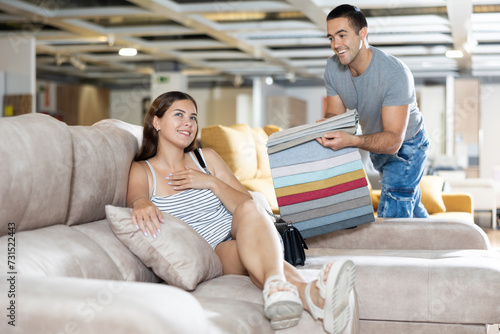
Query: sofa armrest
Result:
<box><xmin>8</xmin><ymin>276</ymin><xmax>209</xmax><ymax>334</ymax></box>
<box><xmin>370</xmin><ymin>189</ymin><xmax>381</xmax><ymax>211</ymax></box>
<box><xmin>305</xmin><ymin>217</ymin><xmax>490</xmax><ymax>251</ymax></box>
<box><xmin>442</xmin><ymin>192</ymin><xmax>473</xmax><ymax>214</ymax></box>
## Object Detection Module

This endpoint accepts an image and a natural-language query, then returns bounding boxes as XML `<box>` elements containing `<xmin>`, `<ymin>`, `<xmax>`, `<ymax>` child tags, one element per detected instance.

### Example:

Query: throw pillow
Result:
<box><xmin>105</xmin><ymin>205</ymin><xmax>223</xmax><ymax>291</ymax></box>
<box><xmin>420</xmin><ymin>175</ymin><xmax>447</xmax><ymax>214</ymax></box>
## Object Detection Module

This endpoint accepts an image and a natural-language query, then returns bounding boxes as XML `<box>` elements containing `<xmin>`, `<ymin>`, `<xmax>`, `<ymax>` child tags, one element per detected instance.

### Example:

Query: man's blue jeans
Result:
<box><xmin>370</xmin><ymin>127</ymin><xmax>430</xmax><ymax>218</ymax></box>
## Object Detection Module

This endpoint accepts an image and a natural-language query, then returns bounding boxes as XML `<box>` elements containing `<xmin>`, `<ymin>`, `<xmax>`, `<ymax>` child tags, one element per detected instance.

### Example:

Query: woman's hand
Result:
<box><xmin>130</xmin><ymin>198</ymin><xmax>164</xmax><ymax>239</ymax></box>
<box><xmin>166</xmin><ymin>165</ymin><xmax>214</xmax><ymax>191</ymax></box>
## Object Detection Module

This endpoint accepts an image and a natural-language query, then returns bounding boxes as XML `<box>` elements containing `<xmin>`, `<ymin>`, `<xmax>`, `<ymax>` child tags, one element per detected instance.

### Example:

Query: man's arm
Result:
<box><xmin>324</xmin><ymin>95</ymin><xmax>347</xmax><ymax>118</ymax></box>
<box><xmin>318</xmin><ymin>104</ymin><xmax>409</xmax><ymax>154</ymax></box>
<box><xmin>355</xmin><ymin>104</ymin><xmax>409</xmax><ymax>154</ymax></box>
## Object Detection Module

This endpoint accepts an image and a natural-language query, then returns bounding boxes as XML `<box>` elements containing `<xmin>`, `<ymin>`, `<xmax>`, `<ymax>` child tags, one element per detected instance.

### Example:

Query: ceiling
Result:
<box><xmin>1</xmin><ymin>0</ymin><xmax>500</xmax><ymax>88</ymax></box>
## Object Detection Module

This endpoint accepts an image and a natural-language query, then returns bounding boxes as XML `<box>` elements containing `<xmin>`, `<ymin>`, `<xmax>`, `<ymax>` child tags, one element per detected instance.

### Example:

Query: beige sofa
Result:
<box><xmin>1</xmin><ymin>114</ymin><xmax>499</xmax><ymax>334</ymax></box>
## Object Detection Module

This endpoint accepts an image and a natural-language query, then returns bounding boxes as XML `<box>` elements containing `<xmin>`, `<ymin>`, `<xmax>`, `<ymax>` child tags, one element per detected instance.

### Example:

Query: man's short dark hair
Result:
<box><xmin>326</xmin><ymin>4</ymin><xmax>368</xmax><ymax>33</ymax></box>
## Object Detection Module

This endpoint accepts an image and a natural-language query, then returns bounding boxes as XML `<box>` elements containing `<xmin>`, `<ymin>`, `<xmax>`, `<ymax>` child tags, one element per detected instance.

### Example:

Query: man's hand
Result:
<box><xmin>317</xmin><ymin>104</ymin><xmax>409</xmax><ymax>154</ymax></box>
<box><xmin>316</xmin><ymin>131</ymin><xmax>359</xmax><ymax>151</ymax></box>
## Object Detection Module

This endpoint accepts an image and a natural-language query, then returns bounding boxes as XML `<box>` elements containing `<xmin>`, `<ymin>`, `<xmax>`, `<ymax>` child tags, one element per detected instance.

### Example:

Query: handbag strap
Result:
<box><xmin>192</xmin><ymin>148</ymin><xmax>211</xmax><ymax>175</ymax></box>
<box><xmin>193</xmin><ymin>149</ymin><xmax>278</xmax><ymax>220</ymax></box>
<box><xmin>193</xmin><ymin>148</ymin><xmax>289</xmax><ymax>227</ymax></box>
<box><xmin>266</xmin><ymin>209</ymin><xmax>292</xmax><ymax>227</ymax></box>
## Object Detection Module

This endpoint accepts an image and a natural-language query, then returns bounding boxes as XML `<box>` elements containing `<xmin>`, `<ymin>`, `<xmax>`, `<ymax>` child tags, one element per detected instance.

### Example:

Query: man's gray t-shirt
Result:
<box><xmin>324</xmin><ymin>46</ymin><xmax>423</xmax><ymax>141</ymax></box>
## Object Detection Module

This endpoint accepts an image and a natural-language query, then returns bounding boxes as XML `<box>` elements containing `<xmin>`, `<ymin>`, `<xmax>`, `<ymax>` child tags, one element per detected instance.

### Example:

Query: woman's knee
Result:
<box><xmin>232</xmin><ymin>199</ymin><xmax>273</xmax><ymax>236</ymax></box>
<box><xmin>233</xmin><ymin>199</ymin><xmax>266</xmax><ymax>220</ymax></box>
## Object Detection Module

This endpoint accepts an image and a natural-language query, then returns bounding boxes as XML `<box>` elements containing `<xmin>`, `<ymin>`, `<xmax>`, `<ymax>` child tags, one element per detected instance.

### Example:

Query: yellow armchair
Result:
<box><xmin>369</xmin><ymin>175</ymin><xmax>473</xmax><ymax>222</ymax></box>
<box><xmin>442</xmin><ymin>192</ymin><xmax>473</xmax><ymax>214</ymax></box>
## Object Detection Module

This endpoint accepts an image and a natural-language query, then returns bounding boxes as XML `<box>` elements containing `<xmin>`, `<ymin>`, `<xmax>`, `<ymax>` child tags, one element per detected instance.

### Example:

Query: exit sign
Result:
<box><xmin>156</xmin><ymin>76</ymin><xmax>170</xmax><ymax>84</ymax></box>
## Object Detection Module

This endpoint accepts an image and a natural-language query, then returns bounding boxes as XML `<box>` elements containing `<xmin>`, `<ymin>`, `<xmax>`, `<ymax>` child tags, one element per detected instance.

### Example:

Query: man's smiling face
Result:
<box><xmin>327</xmin><ymin>17</ymin><xmax>364</xmax><ymax>66</ymax></box>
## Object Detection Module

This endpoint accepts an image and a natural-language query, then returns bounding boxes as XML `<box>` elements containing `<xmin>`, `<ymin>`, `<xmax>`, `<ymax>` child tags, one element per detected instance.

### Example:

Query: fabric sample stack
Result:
<box><xmin>267</xmin><ymin>111</ymin><xmax>374</xmax><ymax>239</ymax></box>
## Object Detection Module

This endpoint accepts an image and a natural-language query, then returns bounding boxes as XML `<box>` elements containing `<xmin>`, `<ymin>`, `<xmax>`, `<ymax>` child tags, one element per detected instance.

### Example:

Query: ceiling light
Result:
<box><xmin>119</xmin><ymin>48</ymin><xmax>137</xmax><ymax>56</ymax></box>
<box><xmin>445</xmin><ymin>50</ymin><xmax>464</xmax><ymax>58</ymax></box>
<box><xmin>265</xmin><ymin>76</ymin><xmax>273</xmax><ymax>85</ymax></box>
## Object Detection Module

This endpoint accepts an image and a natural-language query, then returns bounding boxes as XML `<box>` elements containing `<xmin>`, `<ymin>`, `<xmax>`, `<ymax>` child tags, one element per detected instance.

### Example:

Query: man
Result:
<box><xmin>318</xmin><ymin>4</ymin><xmax>429</xmax><ymax>218</ymax></box>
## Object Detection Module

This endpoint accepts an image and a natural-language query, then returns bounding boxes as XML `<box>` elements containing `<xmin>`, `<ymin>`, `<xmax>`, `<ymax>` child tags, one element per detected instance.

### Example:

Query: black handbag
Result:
<box><xmin>192</xmin><ymin>148</ymin><xmax>308</xmax><ymax>266</ymax></box>
<box><xmin>267</xmin><ymin>211</ymin><xmax>308</xmax><ymax>266</ymax></box>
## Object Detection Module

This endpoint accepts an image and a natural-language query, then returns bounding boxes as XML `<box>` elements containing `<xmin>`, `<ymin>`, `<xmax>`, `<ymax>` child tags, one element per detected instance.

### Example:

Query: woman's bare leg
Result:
<box><xmin>227</xmin><ymin>199</ymin><xmax>284</xmax><ymax>286</ymax></box>
<box><xmin>214</xmin><ymin>199</ymin><xmax>326</xmax><ymax>313</ymax></box>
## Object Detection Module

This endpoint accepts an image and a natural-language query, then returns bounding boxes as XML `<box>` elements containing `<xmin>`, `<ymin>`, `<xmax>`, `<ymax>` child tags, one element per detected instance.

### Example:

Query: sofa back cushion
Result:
<box><xmin>65</xmin><ymin>123</ymin><xmax>138</xmax><ymax>226</ymax></box>
<box><xmin>263</xmin><ymin>124</ymin><xmax>282</xmax><ymax>136</ymax></box>
<box><xmin>10</xmin><ymin>224</ymin><xmax>124</xmax><ymax>279</ymax></box>
<box><xmin>0</xmin><ymin>114</ymin><xmax>72</xmax><ymax>235</ymax></box>
<box><xmin>420</xmin><ymin>175</ymin><xmax>447</xmax><ymax>214</ymax></box>
<box><xmin>250</xmin><ymin>127</ymin><xmax>272</xmax><ymax>178</ymax></box>
<box><xmin>200</xmin><ymin>124</ymin><xmax>258</xmax><ymax>181</ymax></box>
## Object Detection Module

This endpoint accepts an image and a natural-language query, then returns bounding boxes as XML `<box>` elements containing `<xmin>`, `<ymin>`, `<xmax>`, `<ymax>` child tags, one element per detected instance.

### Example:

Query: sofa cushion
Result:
<box><xmin>3</xmin><ymin>224</ymin><xmax>124</xmax><ymax>279</ymax></box>
<box><xmin>305</xmin><ymin>218</ymin><xmax>489</xmax><ymax>250</ymax></box>
<box><xmin>359</xmin><ymin>320</ymin><xmax>487</xmax><ymax>334</ymax></box>
<box><xmin>250</xmin><ymin>127</ymin><xmax>272</xmax><ymax>178</ymax></box>
<box><xmin>106</xmin><ymin>205</ymin><xmax>223</xmax><ymax>291</ymax></box>
<box><xmin>195</xmin><ymin>296</ymin><xmax>274</xmax><ymax>334</ymax></box>
<box><xmin>74</xmin><ymin>219</ymin><xmax>159</xmax><ymax>283</ymax></box>
<box><xmin>94</xmin><ymin>118</ymin><xmax>143</xmax><ymax>147</ymax></box>
<box><xmin>305</xmin><ymin>248</ymin><xmax>500</xmax><ymax>325</ymax></box>
<box><xmin>420</xmin><ymin>175</ymin><xmax>446</xmax><ymax>214</ymax></box>
<box><xmin>200</xmin><ymin>124</ymin><xmax>257</xmax><ymax>181</ymax></box>
<box><xmin>263</xmin><ymin>125</ymin><xmax>282</xmax><ymax>136</ymax></box>
<box><xmin>442</xmin><ymin>193</ymin><xmax>473</xmax><ymax>214</ymax></box>
<box><xmin>0</xmin><ymin>113</ymin><xmax>72</xmax><ymax>235</ymax></box>
<box><xmin>66</xmin><ymin>123</ymin><xmax>138</xmax><ymax>226</ymax></box>
<box><xmin>193</xmin><ymin>273</ymin><xmax>359</xmax><ymax>334</ymax></box>
<box><xmin>16</xmin><ymin>276</ymin><xmax>210</xmax><ymax>334</ymax></box>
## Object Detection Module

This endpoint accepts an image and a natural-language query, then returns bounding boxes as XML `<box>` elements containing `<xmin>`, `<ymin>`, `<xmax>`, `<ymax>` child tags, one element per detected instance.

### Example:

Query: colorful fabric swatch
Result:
<box><xmin>267</xmin><ymin>112</ymin><xmax>374</xmax><ymax>238</ymax></box>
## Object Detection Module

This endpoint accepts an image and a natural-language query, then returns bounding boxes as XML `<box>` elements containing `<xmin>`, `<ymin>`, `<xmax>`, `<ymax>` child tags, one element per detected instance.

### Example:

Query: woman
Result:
<box><xmin>126</xmin><ymin>91</ymin><xmax>356</xmax><ymax>333</ymax></box>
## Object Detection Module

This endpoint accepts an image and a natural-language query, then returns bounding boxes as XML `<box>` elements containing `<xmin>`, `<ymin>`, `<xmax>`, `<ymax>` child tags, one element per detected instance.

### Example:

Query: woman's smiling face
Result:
<box><xmin>155</xmin><ymin>99</ymin><xmax>198</xmax><ymax>149</ymax></box>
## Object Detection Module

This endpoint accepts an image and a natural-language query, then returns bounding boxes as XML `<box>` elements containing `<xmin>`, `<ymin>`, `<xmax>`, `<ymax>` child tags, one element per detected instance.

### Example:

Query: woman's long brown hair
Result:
<box><xmin>135</xmin><ymin>91</ymin><xmax>198</xmax><ymax>161</ymax></box>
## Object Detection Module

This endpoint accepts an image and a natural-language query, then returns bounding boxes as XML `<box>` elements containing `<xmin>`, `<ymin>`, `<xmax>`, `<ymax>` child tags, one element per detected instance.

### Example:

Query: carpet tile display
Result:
<box><xmin>267</xmin><ymin>112</ymin><xmax>374</xmax><ymax>238</ymax></box>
